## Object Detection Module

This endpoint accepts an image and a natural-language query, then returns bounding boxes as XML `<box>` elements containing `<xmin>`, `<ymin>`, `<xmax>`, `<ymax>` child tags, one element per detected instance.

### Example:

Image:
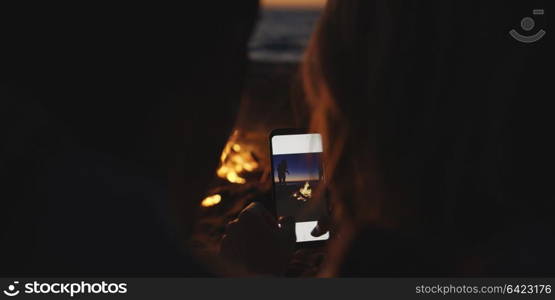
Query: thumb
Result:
<box><xmin>311</xmin><ymin>216</ymin><xmax>331</xmax><ymax>237</ymax></box>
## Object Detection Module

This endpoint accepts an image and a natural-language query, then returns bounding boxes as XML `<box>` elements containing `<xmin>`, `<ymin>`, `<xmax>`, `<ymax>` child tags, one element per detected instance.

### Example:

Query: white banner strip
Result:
<box><xmin>272</xmin><ymin>134</ymin><xmax>323</xmax><ymax>155</ymax></box>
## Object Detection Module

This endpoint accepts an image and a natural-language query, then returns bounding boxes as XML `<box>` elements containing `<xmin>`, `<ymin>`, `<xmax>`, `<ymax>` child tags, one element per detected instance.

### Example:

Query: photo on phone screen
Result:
<box><xmin>271</xmin><ymin>132</ymin><xmax>329</xmax><ymax>243</ymax></box>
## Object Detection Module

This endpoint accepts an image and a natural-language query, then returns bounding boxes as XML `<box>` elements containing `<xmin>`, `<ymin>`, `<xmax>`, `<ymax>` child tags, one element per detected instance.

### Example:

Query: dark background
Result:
<box><xmin>0</xmin><ymin>2</ymin><xmax>258</xmax><ymax>276</ymax></box>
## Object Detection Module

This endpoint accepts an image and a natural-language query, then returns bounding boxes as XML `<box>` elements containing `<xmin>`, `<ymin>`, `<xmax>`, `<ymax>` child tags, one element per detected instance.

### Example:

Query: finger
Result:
<box><xmin>256</xmin><ymin>203</ymin><xmax>278</xmax><ymax>225</ymax></box>
<box><xmin>310</xmin><ymin>223</ymin><xmax>327</xmax><ymax>237</ymax></box>
<box><xmin>240</xmin><ymin>205</ymin><xmax>277</xmax><ymax>234</ymax></box>
<box><xmin>240</xmin><ymin>202</ymin><xmax>276</xmax><ymax>228</ymax></box>
<box><xmin>225</xmin><ymin>219</ymin><xmax>240</xmax><ymax>236</ymax></box>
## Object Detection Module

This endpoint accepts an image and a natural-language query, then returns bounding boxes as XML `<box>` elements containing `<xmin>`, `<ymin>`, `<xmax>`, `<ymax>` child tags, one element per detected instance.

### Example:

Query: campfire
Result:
<box><xmin>293</xmin><ymin>181</ymin><xmax>312</xmax><ymax>202</ymax></box>
<box><xmin>192</xmin><ymin>61</ymin><xmax>325</xmax><ymax>277</ymax></box>
<box><xmin>216</xmin><ymin>130</ymin><xmax>260</xmax><ymax>184</ymax></box>
<box><xmin>199</xmin><ymin>130</ymin><xmax>264</xmax><ymax>208</ymax></box>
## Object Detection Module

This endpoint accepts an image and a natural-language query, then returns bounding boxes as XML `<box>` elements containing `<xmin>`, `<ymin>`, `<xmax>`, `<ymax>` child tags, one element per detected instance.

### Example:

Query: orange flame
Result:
<box><xmin>201</xmin><ymin>194</ymin><xmax>222</xmax><ymax>207</ymax></box>
<box><xmin>300</xmin><ymin>181</ymin><xmax>312</xmax><ymax>198</ymax></box>
<box><xmin>293</xmin><ymin>181</ymin><xmax>312</xmax><ymax>202</ymax></box>
<box><xmin>216</xmin><ymin>131</ymin><xmax>259</xmax><ymax>184</ymax></box>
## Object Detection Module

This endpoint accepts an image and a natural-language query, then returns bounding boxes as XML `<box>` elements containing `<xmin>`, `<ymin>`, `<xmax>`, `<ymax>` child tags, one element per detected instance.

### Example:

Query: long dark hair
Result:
<box><xmin>302</xmin><ymin>0</ymin><xmax>554</xmax><ymax>275</ymax></box>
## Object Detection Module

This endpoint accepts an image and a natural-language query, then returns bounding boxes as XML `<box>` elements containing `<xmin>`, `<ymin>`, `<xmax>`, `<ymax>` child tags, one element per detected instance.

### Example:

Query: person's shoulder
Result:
<box><xmin>338</xmin><ymin>225</ymin><xmax>453</xmax><ymax>277</ymax></box>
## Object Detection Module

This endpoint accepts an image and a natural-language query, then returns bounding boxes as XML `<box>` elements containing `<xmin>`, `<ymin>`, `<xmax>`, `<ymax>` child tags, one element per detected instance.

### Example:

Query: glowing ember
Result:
<box><xmin>201</xmin><ymin>194</ymin><xmax>222</xmax><ymax>207</ymax></box>
<box><xmin>293</xmin><ymin>181</ymin><xmax>312</xmax><ymax>202</ymax></box>
<box><xmin>216</xmin><ymin>131</ymin><xmax>259</xmax><ymax>184</ymax></box>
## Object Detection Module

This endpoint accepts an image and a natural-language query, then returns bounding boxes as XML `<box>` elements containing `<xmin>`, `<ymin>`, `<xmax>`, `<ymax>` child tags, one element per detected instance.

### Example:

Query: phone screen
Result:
<box><xmin>271</xmin><ymin>133</ymin><xmax>330</xmax><ymax>243</ymax></box>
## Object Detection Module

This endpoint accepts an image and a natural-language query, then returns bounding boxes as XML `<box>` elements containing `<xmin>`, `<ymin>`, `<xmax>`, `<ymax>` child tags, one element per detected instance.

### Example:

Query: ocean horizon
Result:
<box><xmin>249</xmin><ymin>8</ymin><xmax>322</xmax><ymax>63</ymax></box>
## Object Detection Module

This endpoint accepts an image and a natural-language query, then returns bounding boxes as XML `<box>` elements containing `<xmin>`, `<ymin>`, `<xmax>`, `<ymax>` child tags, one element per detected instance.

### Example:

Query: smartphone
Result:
<box><xmin>269</xmin><ymin>129</ymin><xmax>330</xmax><ymax>244</ymax></box>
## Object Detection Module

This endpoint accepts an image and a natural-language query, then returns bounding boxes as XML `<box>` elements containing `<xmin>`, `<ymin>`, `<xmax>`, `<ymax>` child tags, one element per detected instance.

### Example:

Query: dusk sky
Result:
<box><xmin>273</xmin><ymin>153</ymin><xmax>322</xmax><ymax>182</ymax></box>
<box><xmin>262</xmin><ymin>0</ymin><xmax>326</xmax><ymax>9</ymax></box>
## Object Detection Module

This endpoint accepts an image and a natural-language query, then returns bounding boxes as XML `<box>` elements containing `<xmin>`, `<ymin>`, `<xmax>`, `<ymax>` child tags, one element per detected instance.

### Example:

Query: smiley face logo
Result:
<box><xmin>3</xmin><ymin>281</ymin><xmax>20</xmax><ymax>297</ymax></box>
<box><xmin>510</xmin><ymin>9</ymin><xmax>546</xmax><ymax>43</ymax></box>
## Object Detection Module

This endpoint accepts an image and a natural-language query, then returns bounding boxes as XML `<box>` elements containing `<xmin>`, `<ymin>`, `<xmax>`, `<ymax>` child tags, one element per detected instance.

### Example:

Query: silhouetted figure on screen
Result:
<box><xmin>277</xmin><ymin>160</ymin><xmax>289</xmax><ymax>184</ymax></box>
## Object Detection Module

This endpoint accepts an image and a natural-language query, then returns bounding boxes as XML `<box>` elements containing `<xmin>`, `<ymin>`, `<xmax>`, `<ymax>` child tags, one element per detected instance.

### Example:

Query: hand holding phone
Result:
<box><xmin>220</xmin><ymin>129</ymin><xmax>330</xmax><ymax>274</ymax></box>
<box><xmin>220</xmin><ymin>202</ymin><xmax>296</xmax><ymax>275</ymax></box>
<box><xmin>270</xmin><ymin>129</ymin><xmax>330</xmax><ymax>245</ymax></box>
